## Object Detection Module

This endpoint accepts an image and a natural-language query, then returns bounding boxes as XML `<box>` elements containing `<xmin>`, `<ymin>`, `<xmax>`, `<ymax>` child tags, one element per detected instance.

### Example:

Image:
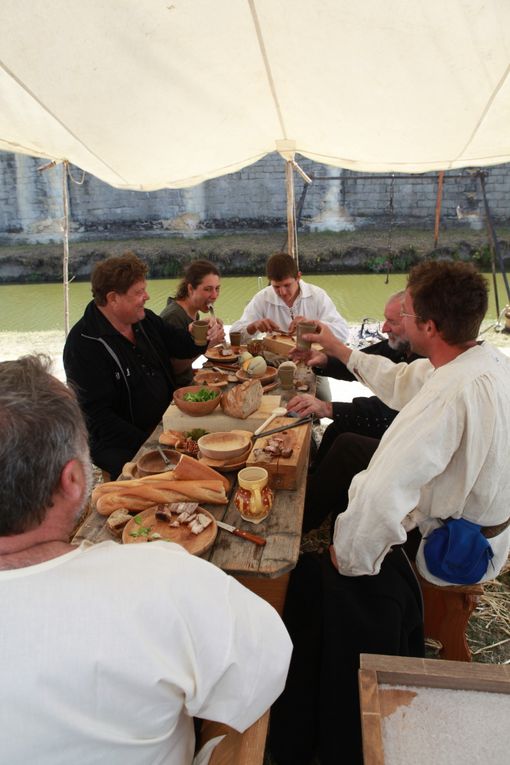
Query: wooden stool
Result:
<box><xmin>414</xmin><ymin>567</ymin><xmax>483</xmax><ymax>662</ymax></box>
<box><xmin>199</xmin><ymin>711</ymin><xmax>270</xmax><ymax>765</ymax></box>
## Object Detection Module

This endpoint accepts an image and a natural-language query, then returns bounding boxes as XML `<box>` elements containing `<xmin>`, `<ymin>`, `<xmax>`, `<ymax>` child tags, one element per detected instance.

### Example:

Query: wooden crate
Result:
<box><xmin>246</xmin><ymin>416</ymin><xmax>311</xmax><ymax>490</ymax></box>
<box><xmin>359</xmin><ymin>654</ymin><xmax>510</xmax><ymax>765</ymax></box>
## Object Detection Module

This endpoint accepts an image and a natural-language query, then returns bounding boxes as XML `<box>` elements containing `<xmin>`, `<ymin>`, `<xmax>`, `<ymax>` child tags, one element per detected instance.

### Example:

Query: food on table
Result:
<box><xmin>183</xmin><ymin>387</ymin><xmax>219</xmax><ymax>402</ymax></box>
<box><xmin>106</xmin><ymin>508</ymin><xmax>132</xmax><ymax>536</ymax></box>
<box><xmin>239</xmin><ymin>351</ymin><xmax>253</xmax><ymax>364</ymax></box>
<box><xmin>93</xmin><ymin>477</ymin><xmax>228</xmax><ymax>516</ymax></box>
<box><xmin>253</xmin><ymin>435</ymin><xmax>294</xmax><ymax>461</ymax></box>
<box><xmin>221</xmin><ymin>379</ymin><xmax>263</xmax><ymax>419</ymax></box>
<box><xmin>129</xmin><ymin>503</ymin><xmax>212</xmax><ymax>539</ymax></box>
<box><xmin>242</xmin><ymin>355</ymin><xmax>268</xmax><ymax>378</ymax></box>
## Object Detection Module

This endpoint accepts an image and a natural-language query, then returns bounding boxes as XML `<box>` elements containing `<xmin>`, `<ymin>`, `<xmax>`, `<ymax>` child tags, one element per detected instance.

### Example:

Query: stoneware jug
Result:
<box><xmin>234</xmin><ymin>467</ymin><xmax>273</xmax><ymax>524</ymax></box>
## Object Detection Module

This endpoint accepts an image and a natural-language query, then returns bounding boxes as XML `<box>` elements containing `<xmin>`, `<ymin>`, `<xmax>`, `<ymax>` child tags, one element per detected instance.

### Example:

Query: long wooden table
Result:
<box><xmin>73</xmin><ymin>402</ymin><xmax>311</xmax><ymax>615</ymax></box>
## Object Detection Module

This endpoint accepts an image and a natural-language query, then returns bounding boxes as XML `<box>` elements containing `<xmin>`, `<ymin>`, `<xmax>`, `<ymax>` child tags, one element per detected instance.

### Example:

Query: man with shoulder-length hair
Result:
<box><xmin>64</xmin><ymin>252</ymin><xmax>222</xmax><ymax>479</ymax></box>
<box><xmin>0</xmin><ymin>355</ymin><xmax>292</xmax><ymax>765</ymax></box>
<box><xmin>270</xmin><ymin>260</ymin><xmax>510</xmax><ymax>765</ymax></box>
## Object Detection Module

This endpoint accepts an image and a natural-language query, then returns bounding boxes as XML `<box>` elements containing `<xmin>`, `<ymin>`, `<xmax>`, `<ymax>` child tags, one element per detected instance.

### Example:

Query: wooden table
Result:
<box><xmin>73</xmin><ymin>400</ymin><xmax>311</xmax><ymax>616</ymax></box>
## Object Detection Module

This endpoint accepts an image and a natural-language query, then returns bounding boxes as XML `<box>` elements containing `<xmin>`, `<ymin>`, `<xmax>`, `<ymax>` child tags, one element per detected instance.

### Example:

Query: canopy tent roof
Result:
<box><xmin>1</xmin><ymin>0</ymin><xmax>510</xmax><ymax>190</ymax></box>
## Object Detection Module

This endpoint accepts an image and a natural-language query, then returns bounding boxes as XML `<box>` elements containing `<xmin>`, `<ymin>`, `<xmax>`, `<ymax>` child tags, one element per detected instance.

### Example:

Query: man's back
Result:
<box><xmin>1</xmin><ymin>541</ymin><xmax>291</xmax><ymax>764</ymax></box>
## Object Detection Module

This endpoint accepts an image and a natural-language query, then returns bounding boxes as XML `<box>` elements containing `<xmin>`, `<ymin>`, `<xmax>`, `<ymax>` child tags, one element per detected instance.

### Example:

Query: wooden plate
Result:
<box><xmin>236</xmin><ymin>367</ymin><xmax>278</xmax><ymax>386</ymax></box>
<box><xmin>193</xmin><ymin>369</ymin><xmax>230</xmax><ymax>387</ymax></box>
<box><xmin>122</xmin><ymin>506</ymin><xmax>217</xmax><ymax>555</ymax></box>
<box><xmin>204</xmin><ymin>344</ymin><xmax>246</xmax><ymax>364</ymax></box>
<box><xmin>198</xmin><ymin>444</ymin><xmax>252</xmax><ymax>472</ymax></box>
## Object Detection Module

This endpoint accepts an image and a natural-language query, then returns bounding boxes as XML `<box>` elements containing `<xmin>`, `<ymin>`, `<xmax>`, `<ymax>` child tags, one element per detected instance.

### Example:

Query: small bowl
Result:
<box><xmin>172</xmin><ymin>386</ymin><xmax>222</xmax><ymax>417</ymax></box>
<box><xmin>198</xmin><ymin>431</ymin><xmax>252</xmax><ymax>460</ymax></box>
<box><xmin>136</xmin><ymin>449</ymin><xmax>179</xmax><ymax>477</ymax></box>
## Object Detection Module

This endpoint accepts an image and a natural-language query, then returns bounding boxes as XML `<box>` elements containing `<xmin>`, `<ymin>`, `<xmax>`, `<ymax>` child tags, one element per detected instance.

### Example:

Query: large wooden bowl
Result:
<box><xmin>172</xmin><ymin>385</ymin><xmax>222</xmax><ymax>417</ymax></box>
<box><xmin>198</xmin><ymin>431</ymin><xmax>252</xmax><ymax>460</ymax></box>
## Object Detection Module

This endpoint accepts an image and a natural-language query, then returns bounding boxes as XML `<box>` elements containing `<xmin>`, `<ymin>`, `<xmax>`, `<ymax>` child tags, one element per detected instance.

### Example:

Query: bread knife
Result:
<box><xmin>251</xmin><ymin>415</ymin><xmax>313</xmax><ymax>441</ymax></box>
<box><xmin>216</xmin><ymin>520</ymin><xmax>266</xmax><ymax>546</ymax></box>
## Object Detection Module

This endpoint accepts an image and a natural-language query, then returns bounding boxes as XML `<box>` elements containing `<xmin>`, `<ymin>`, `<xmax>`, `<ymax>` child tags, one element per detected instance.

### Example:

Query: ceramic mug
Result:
<box><xmin>278</xmin><ymin>360</ymin><xmax>296</xmax><ymax>389</ymax></box>
<box><xmin>234</xmin><ymin>466</ymin><xmax>273</xmax><ymax>524</ymax></box>
<box><xmin>296</xmin><ymin>320</ymin><xmax>317</xmax><ymax>350</ymax></box>
<box><xmin>191</xmin><ymin>319</ymin><xmax>209</xmax><ymax>346</ymax></box>
<box><xmin>229</xmin><ymin>330</ymin><xmax>242</xmax><ymax>348</ymax></box>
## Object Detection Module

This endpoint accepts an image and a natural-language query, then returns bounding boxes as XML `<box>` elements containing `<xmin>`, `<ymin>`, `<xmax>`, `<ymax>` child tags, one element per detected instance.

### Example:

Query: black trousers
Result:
<box><xmin>304</xmin><ymin>433</ymin><xmax>380</xmax><ymax>533</ymax></box>
<box><xmin>269</xmin><ymin>548</ymin><xmax>424</xmax><ymax>765</ymax></box>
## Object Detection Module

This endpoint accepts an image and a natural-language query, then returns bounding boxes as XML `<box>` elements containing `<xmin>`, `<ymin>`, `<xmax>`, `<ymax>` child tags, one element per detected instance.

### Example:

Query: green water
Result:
<box><xmin>0</xmin><ymin>273</ymin><xmax>508</xmax><ymax>332</ymax></box>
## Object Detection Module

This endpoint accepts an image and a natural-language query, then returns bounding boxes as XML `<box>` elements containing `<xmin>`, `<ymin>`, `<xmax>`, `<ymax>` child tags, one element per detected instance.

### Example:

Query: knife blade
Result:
<box><xmin>251</xmin><ymin>415</ymin><xmax>313</xmax><ymax>441</ymax></box>
<box><xmin>217</xmin><ymin>520</ymin><xmax>266</xmax><ymax>546</ymax></box>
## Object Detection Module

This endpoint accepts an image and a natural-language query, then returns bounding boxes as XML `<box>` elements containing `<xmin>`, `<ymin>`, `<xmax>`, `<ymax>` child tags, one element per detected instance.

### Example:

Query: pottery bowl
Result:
<box><xmin>198</xmin><ymin>431</ymin><xmax>252</xmax><ymax>460</ymax></box>
<box><xmin>136</xmin><ymin>449</ymin><xmax>179</xmax><ymax>477</ymax></box>
<box><xmin>172</xmin><ymin>386</ymin><xmax>222</xmax><ymax>417</ymax></box>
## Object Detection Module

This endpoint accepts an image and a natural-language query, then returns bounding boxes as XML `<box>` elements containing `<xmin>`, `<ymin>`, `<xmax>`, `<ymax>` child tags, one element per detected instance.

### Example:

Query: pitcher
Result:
<box><xmin>234</xmin><ymin>467</ymin><xmax>273</xmax><ymax>524</ymax></box>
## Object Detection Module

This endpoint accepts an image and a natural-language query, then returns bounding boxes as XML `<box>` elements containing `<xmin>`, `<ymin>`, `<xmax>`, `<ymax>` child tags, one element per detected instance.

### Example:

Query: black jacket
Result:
<box><xmin>64</xmin><ymin>301</ymin><xmax>201</xmax><ymax>477</ymax></box>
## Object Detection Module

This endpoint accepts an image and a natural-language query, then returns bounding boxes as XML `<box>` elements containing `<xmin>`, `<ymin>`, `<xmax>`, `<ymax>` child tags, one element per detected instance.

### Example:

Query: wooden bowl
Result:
<box><xmin>172</xmin><ymin>385</ymin><xmax>222</xmax><ymax>417</ymax></box>
<box><xmin>198</xmin><ymin>431</ymin><xmax>252</xmax><ymax>460</ymax></box>
<box><xmin>136</xmin><ymin>449</ymin><xmax>179</xmax><ymax>477</ymax></box>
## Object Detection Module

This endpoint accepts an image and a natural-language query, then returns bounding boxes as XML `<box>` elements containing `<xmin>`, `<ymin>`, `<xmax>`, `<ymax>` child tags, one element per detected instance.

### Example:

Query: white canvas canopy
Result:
<box><xmin>1</xmin><ymin>0</ymin><xmax>510</xmax><ymax>191</ymax></box>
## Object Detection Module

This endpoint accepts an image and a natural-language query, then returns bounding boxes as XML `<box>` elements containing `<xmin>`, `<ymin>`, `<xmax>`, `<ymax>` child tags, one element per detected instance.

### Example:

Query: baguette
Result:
<box><xmin>95</xmin><ymin>480</ymin><xmax>227</xmax><ymax>516</ymax></box>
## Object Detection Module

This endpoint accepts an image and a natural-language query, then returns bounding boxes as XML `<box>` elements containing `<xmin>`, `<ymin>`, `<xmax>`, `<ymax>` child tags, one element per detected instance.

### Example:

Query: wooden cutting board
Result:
<box><xmin>122</xmin><ymin>506</ymin><xmax>217</xmax><ymax>555</ymax></box>
<box><xmin>163</xmin><ymin>395</ymin><xmax>281</xmax><ymax>433</ymax></box>
<box><xmin>246</xmin><ymin>416</ymin><xmax>311</xmax><ymax>490</ymax></box>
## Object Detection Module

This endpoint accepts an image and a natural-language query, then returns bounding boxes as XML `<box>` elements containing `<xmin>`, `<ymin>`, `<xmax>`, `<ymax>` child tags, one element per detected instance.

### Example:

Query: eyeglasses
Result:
<box><xmin>399</xmin><ymin>308</ymin><xmax>423</xmax><ymax>321</ymax></box>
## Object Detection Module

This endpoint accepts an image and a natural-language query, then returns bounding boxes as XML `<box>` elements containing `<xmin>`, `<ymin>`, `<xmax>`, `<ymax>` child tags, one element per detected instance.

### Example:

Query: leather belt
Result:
<box><xmin>481</xmin><ymin>517</ymin><xmax>510</xmax><ymax>539</ymax></box>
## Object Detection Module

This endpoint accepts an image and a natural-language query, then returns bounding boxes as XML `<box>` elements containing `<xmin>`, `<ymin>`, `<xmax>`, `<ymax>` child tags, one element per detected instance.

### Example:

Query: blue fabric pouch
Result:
<box><xmin>423</xmin><ymin>517</ymin><xmax>493</xmax><ymax>585</ymax></box>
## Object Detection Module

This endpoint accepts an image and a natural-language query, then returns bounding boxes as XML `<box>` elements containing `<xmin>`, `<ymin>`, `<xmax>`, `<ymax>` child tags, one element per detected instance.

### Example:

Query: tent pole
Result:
<box><xmin>285</xmin><ymin>160</ymin><xmax>297</xmax><ymax>266</ymax></box>
<box><xmin>478</xmin><ymin>171</ymin><xmax>510</xmax><ymax>305</ymax></box>
<box><xmin>62</xmin><ymin>161</ymin><xmax>70</xmax><ymax>337</ymax></box>
<box><xmin>434</xmin><ymin>171</ymin><xmax>444</xmax><ymax>248</ymax></box>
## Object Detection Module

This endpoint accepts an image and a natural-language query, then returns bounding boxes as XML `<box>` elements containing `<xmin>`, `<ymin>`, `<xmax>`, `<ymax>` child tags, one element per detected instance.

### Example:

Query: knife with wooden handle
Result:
<box><xmin>217</xmin><ymin>520</ymin><xmax>266</xmax><ymax>546</ymax></box>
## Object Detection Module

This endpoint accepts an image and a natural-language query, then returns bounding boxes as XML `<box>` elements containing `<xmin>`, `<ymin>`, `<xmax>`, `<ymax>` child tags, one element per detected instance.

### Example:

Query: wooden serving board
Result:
<box><xmin>246</xmin><ymin>416</ymin><xmax>311</xmax><ymax>490</ymax></box>
<box><xmin>122</xmin><ymin>506</ymin><xmax>217</xmax><ymax>555</ymax></box>
<box><xmin>163</xmin><ymin>395</ymin><xmax>281</xmax><ymax>433</ymax></box>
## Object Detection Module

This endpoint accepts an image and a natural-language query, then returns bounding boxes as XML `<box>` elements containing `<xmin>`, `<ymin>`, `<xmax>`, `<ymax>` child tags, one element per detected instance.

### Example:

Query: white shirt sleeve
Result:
<box><xmin>229</xmin><ymin>291</ymin><xmax>267</xmax><ymax>334</ymax></box>
<box><xmin>333</xmin><ymin>394</ymin><xmax>464</xmax><ymax>576</ymax></box>
<box><xmin>346</xmin><ymin>349</ymin><xmax>433</xmax><ymax>409</ymax></box>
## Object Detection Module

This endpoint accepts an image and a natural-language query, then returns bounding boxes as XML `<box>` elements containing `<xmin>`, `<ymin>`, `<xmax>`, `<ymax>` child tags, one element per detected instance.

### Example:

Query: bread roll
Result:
<box><xmin>221</xmin><ymin>379</ymin><xmax>263</xmax><ymax>419</ymax></box>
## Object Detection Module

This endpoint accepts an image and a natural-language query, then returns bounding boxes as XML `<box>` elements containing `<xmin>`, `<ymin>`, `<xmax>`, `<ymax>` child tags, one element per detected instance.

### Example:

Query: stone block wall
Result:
<box><xmin>0</xmin><ymin>149</ymin><xmax>509</xmax><ymax>244</ymax></box>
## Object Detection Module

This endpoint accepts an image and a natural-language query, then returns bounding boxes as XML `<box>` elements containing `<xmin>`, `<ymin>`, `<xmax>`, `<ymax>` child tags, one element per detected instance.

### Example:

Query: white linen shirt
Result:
<box><xmin>230</xmin><ymin>279</ymin><xmax>349</xmax><ymax>341</ymax></box>
<box><xmin>0</xmin><ymin>541</ymin><xmax>292</xmax><ymax>764</ymax></box>
<box><xmin>333</xmin><ymin>342</ymin><xmax>510</xmax><ymax>585</ymax></box>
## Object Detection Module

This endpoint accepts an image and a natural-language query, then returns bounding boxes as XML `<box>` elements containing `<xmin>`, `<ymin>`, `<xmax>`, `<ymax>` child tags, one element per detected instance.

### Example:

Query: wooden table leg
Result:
<box><xmin>235</xmin><ymin>573</ymin><xmax>290</xmax><ymax>616</ymax></box>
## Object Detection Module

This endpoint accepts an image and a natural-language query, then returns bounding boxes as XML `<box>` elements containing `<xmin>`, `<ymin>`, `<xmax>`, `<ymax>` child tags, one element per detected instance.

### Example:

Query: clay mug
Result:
<box><xmin>229</xmin><ymin>330</ymin><xmax>242</xmax><ymax>348</ymax></box>
<box><xmin>278</xmin><ymin>360</ymin><xmax>296</xmax><ymax>390</ymax></box>
<box><xmin>234</xmin><ymin>467</ymin><xmax>273</xmax><ymax>524</ymax></box>
<box><xmin>191</xmin><ymin>319</ymin><xmax>209</xmax><ymax>346</ymax></box>
<box><xmin>296</xmin><ymin>320</ymin><xmax>317</xmax><ymax>350</ymax></box>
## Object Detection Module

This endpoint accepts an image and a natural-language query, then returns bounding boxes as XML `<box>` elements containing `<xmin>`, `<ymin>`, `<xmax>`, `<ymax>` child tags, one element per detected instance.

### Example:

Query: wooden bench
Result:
<box><xmin>414</xmin><ymin>566</ymin><xmax>484</xmax><ymax>661</ymax></box>
<box><xmin>199</xmin><ymin>711</ymin><xmax>270</xmax><ymax>765</ymax></box>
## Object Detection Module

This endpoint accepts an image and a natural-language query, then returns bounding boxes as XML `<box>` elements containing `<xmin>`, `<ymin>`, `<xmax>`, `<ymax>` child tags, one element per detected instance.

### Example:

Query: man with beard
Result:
<box><xmin>0</xmin><ymin>355</ymin><xmax>292</xmax><ymax>765</ymax></box>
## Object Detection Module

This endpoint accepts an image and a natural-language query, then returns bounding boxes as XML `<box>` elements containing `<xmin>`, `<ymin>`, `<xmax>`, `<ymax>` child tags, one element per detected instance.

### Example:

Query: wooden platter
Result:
<box><xmin>122</xmin><ymin>506</ymin><xmax>217</xmax><ymax>555</ymax></box>
<box><xmin>205</xmin><ymin>344</ymin><xmax>246</xmax><ymax>364</ymax></box>
<box><xmin>193</xmin><ymin>369</ymin><xmax>230</xmax><ymax>387</ymax></box>
<box><xmin>236</xmin><ymin>367</ymin><xmax>278</xmax><ymax>386</ymax></box>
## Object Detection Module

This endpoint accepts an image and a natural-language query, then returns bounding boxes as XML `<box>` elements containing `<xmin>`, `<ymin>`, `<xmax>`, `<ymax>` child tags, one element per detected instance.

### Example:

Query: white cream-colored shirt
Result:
<box><xmin>0</xmin><ymin>541</ymin><xmax>292</xmax><ymax>764</ymax></box>
<box><xmin>333</xmin><ymin>342</ymin><xmax>510</xmax><ymax>584</ymax></box>
<box><xmin>230</xmin><ymin>279</ymin><xmax>349</xmax><ymax>341</ymax></box>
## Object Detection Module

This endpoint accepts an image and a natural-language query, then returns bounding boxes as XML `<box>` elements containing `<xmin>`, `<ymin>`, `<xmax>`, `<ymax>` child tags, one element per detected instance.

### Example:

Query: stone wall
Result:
<box><xmin>1</xmin><ymin>149</ymin><xmax>510</xmax><ymax>244</ymax></box>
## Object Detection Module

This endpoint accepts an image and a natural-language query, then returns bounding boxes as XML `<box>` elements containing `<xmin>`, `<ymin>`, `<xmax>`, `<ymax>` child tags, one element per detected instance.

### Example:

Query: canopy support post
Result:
<box><xmin>434</xmin><ymin>171</ymin><xmax>444</xmax><ymax>248</ymax></box>
<box><xmin>62</xmin><ymin>161</ymin><xmax>71</xmax><ymax>337</ymax></box>
<box><xmin>477</xmin><ymin>171</ymin><xmax>510</xmax><ymax>309</ymax></box>
<box><xmin>285</xmin><ymin>159</ymin><xmax>298</xmax><ymax>266</ymax></box>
